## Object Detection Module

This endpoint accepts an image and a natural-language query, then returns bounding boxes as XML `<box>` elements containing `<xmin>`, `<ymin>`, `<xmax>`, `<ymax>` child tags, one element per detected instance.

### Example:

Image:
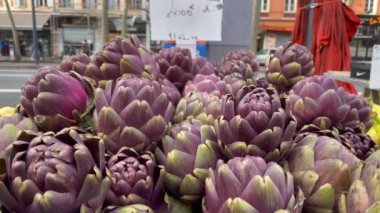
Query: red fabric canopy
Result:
<box><xmin>292</xmin><ymin>0</ymin><xmax>361</xmax><ymax>94</ymax></box>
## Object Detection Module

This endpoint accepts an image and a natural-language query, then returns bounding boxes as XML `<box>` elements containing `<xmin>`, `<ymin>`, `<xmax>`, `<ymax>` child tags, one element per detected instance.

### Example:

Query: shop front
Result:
<box><xmin>0</xmin><ymin>12</ymin><xmax>51</xmax><ymax>59</ymax></box>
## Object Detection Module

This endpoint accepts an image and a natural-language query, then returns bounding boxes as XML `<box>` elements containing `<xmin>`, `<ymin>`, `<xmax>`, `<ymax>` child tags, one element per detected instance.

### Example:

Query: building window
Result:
<box><xmin>83</xmin><ymin>0</ymin><xmax>96</xmax><ymax>9</ymax></box>
<box><xmin>261</xmin><ymin>0</ymin><xmax>270</xmax><ymax>12</ymax></box>
<box><xmin>366</xmin><ymin>0</ymin><xmax>378</xmax><ymax>14</ymax></box>
<box><xmin>35</xmin><ymin>0</ymin><xmax>53</xmax><ymax>7</ymax></box>
<box><xmin>13</xmin><ymin>0</ymin><xmax>25</xmax><ymax>7</ymax></box>
<box><xmin>130</xmin><ymin>0</ymin><xmax>141</xmax><ymax>10</ymax></box>
<box><xmin>61</xmin><ymin>0</ymin><xmax>73</xmax><ymax>7</ymax></box>
<box><xmin>109</xmin><ymin>0</ymin><xmax>119</xmax><ymax>10</ymax></box>
<box><xmin>284</xmin><ymin>0</ymin><xmax>296</xmax><ymax>12</ymax></box>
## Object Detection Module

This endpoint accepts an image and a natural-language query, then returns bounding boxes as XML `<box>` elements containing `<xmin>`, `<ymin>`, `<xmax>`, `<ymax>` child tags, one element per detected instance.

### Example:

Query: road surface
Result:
<box><xmin>0</xmin><ymin>68</ymin><xmax>37</xmax><ymax>107</ymax></box>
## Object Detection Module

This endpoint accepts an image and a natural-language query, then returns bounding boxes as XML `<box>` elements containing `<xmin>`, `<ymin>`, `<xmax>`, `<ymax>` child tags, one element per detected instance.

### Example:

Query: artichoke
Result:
<box><xmin>91</xmin><ymin>35</ymin><xmax>159</xmax><ymax>83</ymax></box>
<box><xmin>339</xmin><ymin>126</ymin><xmax>377</xmax><ymax>160</ymax></box>
<box><xmin>0</xmin><ymin>113</ymin><xmax>38</xmax><ymax>156</ymax></box>
<box><xmin>173</xmin><ymin>92</ymin><xmax>235</xmax><ymax>125</ymax></box>
<box><xmin>20</xmin><ymin>66</ymin><xmax>93</xmax><ymax>132</ymax></box>
<box><xmin>94</xmin><ymin>77</ymin><xmax>175</xmax><ymax>153</ymax></box>
<box><xmin>215</xmin><ymin>86</ymin><xmax>296</xmax><ymax>161</ymax></box>
<box><xmin>221</xmin><ymin>49</ymin><xmax>259</xmax><ymax>72</ymax></box>
<box><xmin>191</xmin><ymin>56</ymin><xmax>216</xmax><ymax>76</ymax></box>
<box><xmin>156</xmin><ymin>47</ymin><xmax>193</xmax><ymax>91</ymax></box>
<box><xmin>266</xmin><ymin>43</ymin><xmax>314</xmax><ymax>91</ymax></box>
<box><xmin>286</xmin><ymin>134</ymin><xmax>362</xmax><ymax>212</ymax></box>
<box><xmin>344</xmin><ymin>92</ymin><xmax>372</xmax><ymax>131</ymax></box>
<box><xmin>157</xmin><ymin>77</ymin><xmax>181</xmax><ymax>105</ymax></box>
<box><xmin>289</xmin><ymin>75</ymin><xmax>371</xmax><ymax>130</ymax></box>
<box><xmin>0</xmin><ymin>128</ymin><xmax>109</xmax><ymax>213</ymax></box>
<box><xmin>338</xmin><ymin>163</ymin><xmax>380</xmax><ymax>213</ymax></box>
<box><xmin>183</xmin><ymin>74</ymin><xmax>230</xmax><ymax>98</ymax></box>
<box><xmin>203</xmin><ymin>156</ymin><xmax>302</xmax><ymax>213</ymax></box>
<box><xmin>59</xmin><ymin>54</ymin><xmax>91</xmax><ymax>76</ymax></box>
<box><xmin>217</xmin><ymin>60</ymin><xmax>256</xmax><ymax>85</ymax></box>
<box><xmin>105</xmin><ymin>147</ymin><xmax>164</xmax><ymax>209</ymax></box>
<box><xmin>155</xmin><ymin>119</ymin><xmax>222</xmax><ymax>203</ymax></box>
<box><xmin>103</xmin><ymin>204</ymin><xmax>154</xmax><ymax>213</ymax></box>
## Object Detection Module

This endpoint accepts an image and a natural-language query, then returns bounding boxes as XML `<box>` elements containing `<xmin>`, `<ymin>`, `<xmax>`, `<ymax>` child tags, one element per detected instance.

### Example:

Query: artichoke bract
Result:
<box><xmin>20</xmin><ymin>66</ymin><xmax>93</xmax><ymax>132</ymax></box>
<box><xmin>290</xmin><ymin>75</ymin><xmax>371</xmax><ymax>130</ymax></box>
<box><xmin>344</xmin><ymin>92</ymin><xmax>372</xmax><ymax>131</ymax></box>
<box><xmin>94</xmin><ymin>77</ymin><xmax>174</xmax><ymax>153</ymax></box>
<box><xmin>203</xmin><ymin>156</ymin><xmax>302</xmax><ymax>213</ymax></box>
<box><xmin>0</xmin><ymin>113</ymin><xmax>38</xmax><ymax>156</ymax></box>
<box><xmin>338</xmin><ymin>163</ymin><xmax>380</xmax><ymax>213</ymax></box>
<box><xmin>266</xmin><ymin>43</ymin><xmax>314</xmax><ymax>92</ymax></box>
<box><xmin>221</xmin><ymin>49</ymin><xmax>259</xmax><ymax>72</ymax></box>
<box><xmin>155</xmin><ymin>119</ymin><xmax>222</xmax><ymax>203</ymax></box>
<box><xmin>0</xmin><ymin>128</ymin><xmax>109</xmax><ymax>213</ymax></box>
<box><xmin>105</xmin><ymin>147</ymin><xmax>164</xmax><ymax>209</ymax></box>
<box><xmin>286</xmin><ymin>134</ymin><xmax>362</xmax><ymax>213</ymax></box>
<box><xmin>156</xmin><ymin>47</ymin><xmax>194</xmax><ymax>91</ymax></box>
<box><xmin>173</xmin><ymin>92</ymin><xmax>235</xmax><ymax>125</ymax></box>
<box><xmin>215</xmin><ymin>86</ymin><xmax>296</xmax><ymax>161</ymax></box>
<box><xmin>92</xmin><ymin>35</ymin><xmax>159</xmax><ymax>82</ymax></box>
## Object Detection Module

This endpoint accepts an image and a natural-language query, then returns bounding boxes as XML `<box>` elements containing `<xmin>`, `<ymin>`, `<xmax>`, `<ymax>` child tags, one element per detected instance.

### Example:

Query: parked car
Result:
<box><xmin>256</xmin><ymin>48</ymin><xmax>277</xmax><ymax>67</ymax></box>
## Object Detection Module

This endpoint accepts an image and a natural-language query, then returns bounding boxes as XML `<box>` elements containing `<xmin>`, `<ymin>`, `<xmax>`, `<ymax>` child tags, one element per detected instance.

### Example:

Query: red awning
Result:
<box><xmin>260</xmin><ymin>20</ymin><xmax>295</xmax><ymax>32</ymax></box>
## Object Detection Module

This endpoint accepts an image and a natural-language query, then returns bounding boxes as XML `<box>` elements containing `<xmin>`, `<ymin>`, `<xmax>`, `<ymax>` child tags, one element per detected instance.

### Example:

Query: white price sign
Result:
<box><xmin>370</xmin><ymin>45</ymin><xmax>380</xmax><ymax>89</ymax></box>
<box><xmin>150</xmin><ymin>0</ymin><xmax>224</xmax><ymax>42</ymax></box>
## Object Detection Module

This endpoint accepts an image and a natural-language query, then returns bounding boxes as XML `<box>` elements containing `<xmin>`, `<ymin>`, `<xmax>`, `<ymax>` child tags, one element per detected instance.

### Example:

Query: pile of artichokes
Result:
<box><xmin>0</xmin><ymin>36</ymin><xmax>378</xmax><ymax>213</ymax></box>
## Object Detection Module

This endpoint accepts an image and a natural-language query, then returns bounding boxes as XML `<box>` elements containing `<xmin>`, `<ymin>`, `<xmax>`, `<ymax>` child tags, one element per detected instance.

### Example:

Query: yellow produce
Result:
<box><xmin>0</xmin><ymin>106</ymin><xmax>16</xmax><ymax>117</ymax></box>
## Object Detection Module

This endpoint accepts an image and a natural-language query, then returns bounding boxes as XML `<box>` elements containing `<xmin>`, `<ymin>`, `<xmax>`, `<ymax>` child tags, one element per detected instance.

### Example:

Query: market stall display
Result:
<box><xmin>0</xmin><ymin>35</ymin><xmax>378</xmax><ymax>213</ymax></box>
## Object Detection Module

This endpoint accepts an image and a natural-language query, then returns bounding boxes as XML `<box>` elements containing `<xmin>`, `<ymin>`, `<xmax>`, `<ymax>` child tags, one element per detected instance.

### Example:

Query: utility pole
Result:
<box><xmin>5</xmin><ymin>0</ymin><xmax>21</xmax><ymax>61</ymax></box>
<box><xmin>306</xmin><ymin>0</ymin><xmax>315</xmax><ymax>49</ymax></box>
<box><xmin>143</xmin><ymin>0</ymin><xmax>150</xmax><ymax>49</ymax></box>
<box><xmin>31</xmin><ymin>0</ymin><xmax>39</xmax><ymax>64</ymax></box>
<box><xmin>250</xmin><ymin>0</ymin><xmax>261</xmax><ymax>53</ymax></box>
<box><xmin>101</xmin><ymin>0</ymin><xmax>109</xmax><ymax>44</ymax></box>
<box><xmin>121</xmin><ymin>0</ymin><xmax>128</xmax><ymax>37</ymax></box>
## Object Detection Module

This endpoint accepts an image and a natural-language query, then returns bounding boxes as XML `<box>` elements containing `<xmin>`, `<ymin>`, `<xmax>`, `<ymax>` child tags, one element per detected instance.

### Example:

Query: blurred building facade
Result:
<box><xmin>258</xmin><ymin>0</ymin><xmax>379</xmax><ymax>50</ymax></box>
<box><xmin>0</xmin><ymin>0</ymin><xmax>145</xmax><ymax>59</ymax></box>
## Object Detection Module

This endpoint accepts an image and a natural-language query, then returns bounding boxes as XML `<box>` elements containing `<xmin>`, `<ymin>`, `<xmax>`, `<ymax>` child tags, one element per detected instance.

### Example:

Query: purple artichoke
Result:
<box><xmin>286</xmin><ymin>134</ymin><xmax>362</xmax><ymax>212</ymax></box>
<box><xmin>155</xmin><ymin>119</ymin><xmax>222</xmax><ymax>203</ymax></box>
<box><xmin>221</xmin><ymin>49</ymin><xmax>259</xmax><ymax>72</ymax></box>
<box><xmin>156</xmin><ymin>47</ymin><xmax>193</xmax><ymax>91</ymax></box>
<box><xmin>0</xmin><ymin>113</ymin><xmax>38</xmax><ymax>157</ymax></box>
<box><xmin>94</xmin><ymin>77</ymin><xmax>175</xmax><ymax>153</ymax></box>
<box><xmin>344</xmin><ymin>92</ymin><xmax>373</xmax><ymax>131</ymax></box>
<box><xmin>20</xmin><ymin>66</ymin><xmax>93</xmax><ymax>132</ymax></box>
<box><xmin>203</xmin><ymin>156</ymin><xmax>302</xmax><ymax>213</ymax></box>
<box><xmin>338</xmin><ymin>163</ymin><xmax>380</xmax><ymax>213</ymax></box>
<box><xmin>183</xmin><ymin>74</ymin><xmax>230</xmax><ymax>98</ymax></box>
<box><xmin>103</xmin><ymin>204</ymin><xmax>154</xmax><ymax>213</ymax></box>
<box><xmin>105</xmin><ymin>147</ymin><xmax>164</xmax><ymax>209</ymax></box>
<box><xmin>157</xmin><ymin>77</ymin><xmax>181</xmax><ymax>105</ymax></box>
<box><xmin>59</xmin><ymin>54</ymin><xmax>91</xmax><ymax>76</ymax></box>
<box><xmin>173</xmin><ymin>92</ymin><xmax>235</xmax><ymax>125</ymax></box>
<box><xmin>0</xmin><ymin>128</ymin><xmax>108</xmax><ymax>213</ymax></box>
<box><xmin>267</xmin><ymin>43</ymin><xmax>314</xmax><ymax>91</ymax></box>
<box><xmin>215</xmin><ymin>86</ymin><xmax>296</xmax><ymax>161</ymax></box>
<box><xmin>217</xmin><ymin>60</ymin><xmax>256</xmax><ymax>85</ymax></box>
<box><xmin>91</xmin><ymin>35</ymin><xmax>159</xmax><ymax>83</ymax></box>
<box><xmin>191</xmin><ymin>56</ymin><xmax>216</xmax><ymax>76</ymax></box>
<box><xmin>290</xmin><ymin>75</ymin><xmax>372</xmax><ymax>130</ymax></box>
<box><xmin>339</xmin><ymin>126</ymin><xmax>377</xmax><ymax>160</ymax></box>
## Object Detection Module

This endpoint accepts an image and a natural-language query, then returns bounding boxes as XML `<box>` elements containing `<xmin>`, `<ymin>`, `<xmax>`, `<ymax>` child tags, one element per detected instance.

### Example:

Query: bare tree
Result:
<box><xmin>101</xmin><ymin>0</ymin><xmax>109</xmax><ymax>44</ymax></box>
<box><xmin>5</xmin><ymin>0</ymin><xmax>21</xmax><ymax>61</ymax></box>
<box><xmin>121</xmin><ymin>0</ymin><xmax>128</xmax><ymax>37</ymax></box>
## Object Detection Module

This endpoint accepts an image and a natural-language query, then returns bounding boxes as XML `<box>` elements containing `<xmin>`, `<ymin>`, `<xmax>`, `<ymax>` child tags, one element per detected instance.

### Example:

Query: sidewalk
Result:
<box><xmin>0</xmin><ymin>56</ymin><xmax>61</xmax><ymax>69</ymax></box>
